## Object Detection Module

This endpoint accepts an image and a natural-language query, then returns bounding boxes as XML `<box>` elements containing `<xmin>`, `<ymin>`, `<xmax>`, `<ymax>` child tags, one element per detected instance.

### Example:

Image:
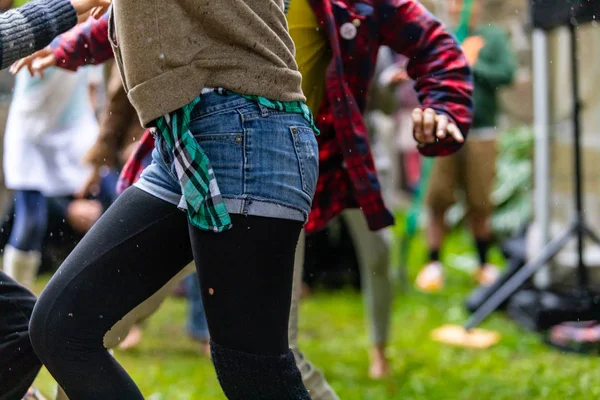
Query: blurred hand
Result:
<box><xmin>379</xmin><ymin>64</ymin><xmax>410</xmax><ymax>87</ymax></box>
<box><xmin>412</xmin><ymin>108</ymin><xmax>464</xmax><ymax>145</ymax></box>
<box><xmin>70</xmin><ymin>0</ymin><xmax>111</xmax><ymax>19</ymax></box>
<box><xmin>77</xmin><ymin>165</ymin><xmax>102</xmax><ymax>198</ymax></box>
<box><xmin>67</xmin><ymin>199</ymin><xmax>103</xmax><ymax>234</ymax></box>
<box><xmin>388</xmin><ymin>68</ymin><xmax>410</xmax><ymax>85</ymax></box>
<box><xmin>10</xmin><ymin>47</ymin><xmax>56</xmax><ymax>77</ymax></box>
<box><xmin>462</xmin><ymin>36</ymin><xmax>485</xmax><ymax>66</ymax></box>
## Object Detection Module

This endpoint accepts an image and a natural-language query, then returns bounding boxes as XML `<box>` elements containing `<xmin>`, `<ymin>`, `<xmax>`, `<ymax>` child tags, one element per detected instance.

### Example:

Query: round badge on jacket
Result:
<box><xmin>340</xmin><ymin>22</ymin><xmax>358</xmax><ymax>40</ymax></box>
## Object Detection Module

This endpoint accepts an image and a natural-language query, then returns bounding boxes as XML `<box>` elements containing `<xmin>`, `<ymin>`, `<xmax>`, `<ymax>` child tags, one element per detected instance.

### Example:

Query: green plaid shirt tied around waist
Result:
<box><xmin>155</xmin><ymin>89</ymin><xmax>318</xmax><ymax>233</ymax></box>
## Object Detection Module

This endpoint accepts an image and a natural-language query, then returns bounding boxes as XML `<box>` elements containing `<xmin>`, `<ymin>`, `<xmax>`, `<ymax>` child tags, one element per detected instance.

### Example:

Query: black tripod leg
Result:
<box><xmin>464</xmin><ymin>226</ymin><xmax>574</xmax><ymax>330</ymax></box>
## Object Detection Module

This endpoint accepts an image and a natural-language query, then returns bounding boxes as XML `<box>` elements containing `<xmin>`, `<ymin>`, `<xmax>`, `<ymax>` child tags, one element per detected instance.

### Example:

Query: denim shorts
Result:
<box><xmin>135</xmin><ymin>91</ymin><xmax>319</xmax><ymax>222</ymax></box>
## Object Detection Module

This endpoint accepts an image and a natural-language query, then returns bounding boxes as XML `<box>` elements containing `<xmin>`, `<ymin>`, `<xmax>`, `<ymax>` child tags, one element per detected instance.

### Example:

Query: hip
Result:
<box><xmin>137</xmin><ymin>92</ymin><xmax>319</xmax><ymax>221</ymax></box>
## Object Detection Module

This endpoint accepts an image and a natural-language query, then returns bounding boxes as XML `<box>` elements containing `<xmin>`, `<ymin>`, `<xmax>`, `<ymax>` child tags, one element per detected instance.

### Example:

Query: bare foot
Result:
<box><xmin>118</xmin><ymin>325</ymin><xmax>143</xmax><ymax>351</ymax></box>
<box><xmin>66</xmin><ymin>199</ymin><xmax>103</xmax><ymax>234</ymax></box>
<box><xmin>369</xmin><ymin>346</ymin><xmax>390</xmax><ymax>380</ymax></box>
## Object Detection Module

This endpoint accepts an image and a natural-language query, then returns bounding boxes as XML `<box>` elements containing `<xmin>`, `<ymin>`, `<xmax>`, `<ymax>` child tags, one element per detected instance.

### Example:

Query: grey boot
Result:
<box><xmin>3</xmin><ymin>245</ymin><xmax>41</xmax><ymax>289</ymax></box>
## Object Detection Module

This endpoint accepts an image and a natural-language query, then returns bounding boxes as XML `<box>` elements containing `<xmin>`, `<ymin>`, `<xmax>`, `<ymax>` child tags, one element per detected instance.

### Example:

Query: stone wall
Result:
<box><xmin>430</xmin><ymin>0</ymin><xmax>533</xmax><ymax>125</ymax></box>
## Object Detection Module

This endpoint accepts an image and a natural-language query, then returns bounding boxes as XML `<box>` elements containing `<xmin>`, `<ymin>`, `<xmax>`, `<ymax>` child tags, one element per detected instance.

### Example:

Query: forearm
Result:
<box><xmin>51</xmin><ymin>12</ymin><xmax>111</xmax><ymax>71</ymax></box>
<box><xmin>0</xmin><ymin>0</ymin><xmax>76</xmax><ymax>70</ymax></box>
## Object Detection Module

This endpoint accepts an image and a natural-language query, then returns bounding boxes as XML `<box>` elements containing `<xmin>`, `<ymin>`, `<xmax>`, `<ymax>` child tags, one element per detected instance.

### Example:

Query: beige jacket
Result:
<box><xmin>109</xmin><ymin>0</ymin><xmax>305</xmax><ymax>126</ymax></box>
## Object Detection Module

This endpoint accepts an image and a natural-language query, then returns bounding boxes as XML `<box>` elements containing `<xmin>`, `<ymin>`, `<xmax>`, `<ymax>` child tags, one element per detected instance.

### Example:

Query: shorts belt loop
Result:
<box><xmin>258</xmin><ymin>103</ymin><xmax>269</xmax><ymax>117</ymax></box>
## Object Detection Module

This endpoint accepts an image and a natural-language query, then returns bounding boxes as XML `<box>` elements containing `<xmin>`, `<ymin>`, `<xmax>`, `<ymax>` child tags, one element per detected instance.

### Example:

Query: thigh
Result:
<box><xmin>464</xmin><ymin>139</ymin><xmax>497</xmax><ymax>215</ymax></box>
<box><xmin>32</xmin><ymin>187</ymin><xmax>194</xmax><ymax>348</ymax></box>
<box><xmin>190</xmin><ymin>214</ymin><xmax>302</xmax><ymax>356</ymax></box>
<box><xmin>425</xmin><ymin>154</ymin><xmax>458</xmax><ymax>213</ymax></box>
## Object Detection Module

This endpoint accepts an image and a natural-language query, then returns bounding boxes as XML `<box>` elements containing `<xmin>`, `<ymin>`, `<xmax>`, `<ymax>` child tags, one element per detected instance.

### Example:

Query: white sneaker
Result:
<box><xmin>475</xmin><ymin>264</ymin><xmax>500</xmax><ymax>287</ymax></box>
<box><xmin>415</xmin><ymin>261</ymin><xmax>444</xmax><ymax>292</ymax></box>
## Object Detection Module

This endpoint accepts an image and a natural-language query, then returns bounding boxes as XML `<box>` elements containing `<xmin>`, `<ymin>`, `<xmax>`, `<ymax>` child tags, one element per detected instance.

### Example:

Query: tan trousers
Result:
<box><xmin>426</xmin><ymin>138</ymin><xmax>497</xmax><ymax>216</ymax></box>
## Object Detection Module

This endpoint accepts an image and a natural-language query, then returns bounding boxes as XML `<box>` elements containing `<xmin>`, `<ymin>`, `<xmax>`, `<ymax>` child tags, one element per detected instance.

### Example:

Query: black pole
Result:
<box><xmin>568</xmin><ymin>20</ymin><xmax>588</xmax><ymax>290</ymax></box>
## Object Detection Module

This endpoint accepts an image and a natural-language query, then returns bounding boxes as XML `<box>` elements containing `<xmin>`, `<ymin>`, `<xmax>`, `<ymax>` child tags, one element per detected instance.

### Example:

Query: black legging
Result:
<box><xmin>29</xmin><ymin>187</ymin><xmax>309</xmax><ymax>399</ymax></box>
<box><xmin>0</xmin><ymin>270</ymin><xmax>40</xmax><ymax>400</ymax></box>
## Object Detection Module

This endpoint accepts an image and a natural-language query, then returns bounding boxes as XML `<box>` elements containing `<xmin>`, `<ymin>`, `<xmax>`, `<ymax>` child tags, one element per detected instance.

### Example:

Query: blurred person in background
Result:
<box><xmin>415</xmin><ymin>0</ymin><xmax>517</xmax><ymax>292</ymax></box>
<box><xmin>1</xmin><ymin>62</ymin><xmax>100</xmax><ymax>288</ymax></box>
<box><xmin>0</xmin><ymin>1</ymin><xmax>115</xmax><ymax>399</ymax></box>
<box><xmin>285</xmin><ymin>0</ymin><xmax>472</xmax><ymax>388</ymax></box>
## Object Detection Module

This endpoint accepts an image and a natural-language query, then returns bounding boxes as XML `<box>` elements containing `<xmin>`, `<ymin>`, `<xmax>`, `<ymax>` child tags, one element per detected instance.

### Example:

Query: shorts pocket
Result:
<box><xmin>289</xmin><ymin>126</ymin><xmax>318</xmax><ymax>198</ymax></box>
<box><xmin>189</xmin><ymin>130</ymin><xmax>245</xmax><ymax>197</ymax></box>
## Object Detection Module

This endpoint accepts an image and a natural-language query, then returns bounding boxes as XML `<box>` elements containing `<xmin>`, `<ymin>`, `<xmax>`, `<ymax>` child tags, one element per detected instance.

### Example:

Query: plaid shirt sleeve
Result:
<box><xmin>116</xmin><ymin>129</ymin><xmax>155</xmax><ymax>195</ymax></box>
<box><xmin>379</xmin><ymin>0</ymin><xmax>473</xmax><ymax>157</ymax></box>
<box><xmin>50</xmin><ymin>13</ymin><xmax>112</xmax><ymax>72</ymax></box>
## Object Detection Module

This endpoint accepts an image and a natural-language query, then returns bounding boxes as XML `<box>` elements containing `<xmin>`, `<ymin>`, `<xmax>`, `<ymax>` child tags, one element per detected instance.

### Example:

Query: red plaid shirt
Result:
<box><xmin>304</xmin><ymin>0</ymin><xmax>472</xmax><ymax>232</ymax></box>
<box><xmin>51</xmin><ymin>1</ymin><xmax>473</xmax><ymax>232</ymax></box>
<box><xmin>50</xmin><ymin>14</ymin><xmax>112</xmax><ymax>71</ymax></box>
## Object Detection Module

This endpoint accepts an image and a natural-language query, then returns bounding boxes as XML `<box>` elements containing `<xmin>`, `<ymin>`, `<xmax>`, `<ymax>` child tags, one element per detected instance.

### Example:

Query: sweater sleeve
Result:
<box><xmin>0</xmin><ymin>0</ymin><xmax>76</xmax><ymax>70</ymax></box>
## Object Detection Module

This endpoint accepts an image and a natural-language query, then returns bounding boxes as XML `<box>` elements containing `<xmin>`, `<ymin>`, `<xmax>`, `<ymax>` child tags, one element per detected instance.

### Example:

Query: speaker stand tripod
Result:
<box><xmin>465</xmin><ymin>20</ymin><xmax>600</xmax><ymax>331</ymax></box>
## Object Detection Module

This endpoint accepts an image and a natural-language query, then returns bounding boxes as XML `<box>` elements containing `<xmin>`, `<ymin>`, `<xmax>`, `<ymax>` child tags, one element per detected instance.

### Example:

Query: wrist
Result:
<box><xmin>70</xmin><ymin>0</ymin><xmax>90</xmax><ymax>15</ymax></box>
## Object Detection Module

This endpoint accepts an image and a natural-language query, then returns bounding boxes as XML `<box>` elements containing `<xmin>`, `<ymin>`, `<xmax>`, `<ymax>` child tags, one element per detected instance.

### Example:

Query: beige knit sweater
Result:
<box><xmin>109</xmin><ymin>0</ymin><xmax>305</xmax><ymax>126</ymax></box>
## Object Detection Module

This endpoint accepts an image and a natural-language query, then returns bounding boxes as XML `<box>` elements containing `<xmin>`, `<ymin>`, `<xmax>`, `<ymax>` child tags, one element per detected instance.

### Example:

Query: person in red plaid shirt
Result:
<box><xmin>17</xmin><ymin>0</ymin><xmax>472</xmax><ymax>396</ymax></box>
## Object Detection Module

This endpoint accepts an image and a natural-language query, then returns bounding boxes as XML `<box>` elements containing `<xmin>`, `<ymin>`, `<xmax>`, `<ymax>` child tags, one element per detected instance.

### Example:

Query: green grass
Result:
<box><xmin>31</xmin><ymin>228</ymin><xmax>600</xmax><ymax>399</ymax></box>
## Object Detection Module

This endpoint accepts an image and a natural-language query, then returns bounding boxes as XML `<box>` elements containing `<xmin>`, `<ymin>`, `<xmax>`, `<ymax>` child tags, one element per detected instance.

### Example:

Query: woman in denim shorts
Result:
<box><xmin>28</xmin><ymin>2</ymin><xmax>319</xmax><ymax>399</ymax></box>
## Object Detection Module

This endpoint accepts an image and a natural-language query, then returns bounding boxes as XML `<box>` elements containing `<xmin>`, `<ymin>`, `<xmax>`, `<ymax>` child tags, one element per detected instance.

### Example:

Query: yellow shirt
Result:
<box><xmin>287</xmin><ymin>0</ymin><xmax>330</xmax><ymax>114</ymax></box>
